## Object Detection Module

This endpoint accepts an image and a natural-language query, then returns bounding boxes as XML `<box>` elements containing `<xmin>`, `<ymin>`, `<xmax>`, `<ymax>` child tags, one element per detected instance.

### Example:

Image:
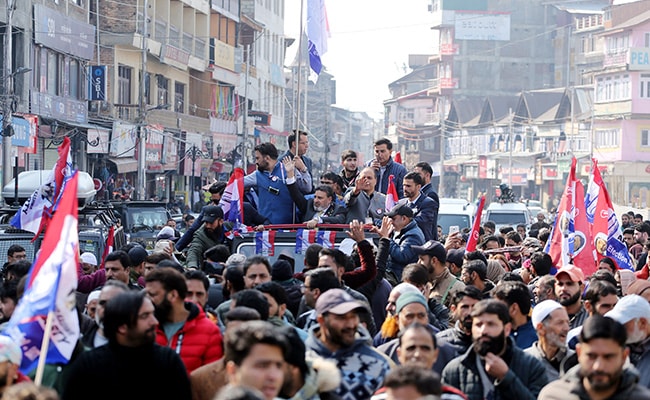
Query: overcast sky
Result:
<box><xmin>284</xmin><ymin>0</ymin><xmax>436</xmax><ymax>119</ymax></box>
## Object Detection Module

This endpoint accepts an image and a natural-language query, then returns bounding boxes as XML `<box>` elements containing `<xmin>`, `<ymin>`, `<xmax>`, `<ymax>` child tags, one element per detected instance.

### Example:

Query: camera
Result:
<box><xmin>268</xmin><ymin>186</ymin><xmax>280</xmax><ymax>195</ymax></box>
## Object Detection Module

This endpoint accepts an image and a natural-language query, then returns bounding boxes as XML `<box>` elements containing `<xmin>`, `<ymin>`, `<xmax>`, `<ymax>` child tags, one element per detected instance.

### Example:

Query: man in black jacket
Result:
<box><xmin>63</xmin><ymin>291</ymin><xmax>191</xmax><ymax>400</ymax></box>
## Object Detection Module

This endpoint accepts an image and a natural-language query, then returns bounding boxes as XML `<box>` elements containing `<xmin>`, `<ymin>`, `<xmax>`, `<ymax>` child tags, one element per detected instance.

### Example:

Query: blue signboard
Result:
<box><xmin>88</xmin><ymin>66</ymin><xmax>107</xmax><ymax>101</ymax></box>
<box><xmin>0</xmin><ymin>116</ymin><xmax>31</xmax><ymax>147</ymax></box>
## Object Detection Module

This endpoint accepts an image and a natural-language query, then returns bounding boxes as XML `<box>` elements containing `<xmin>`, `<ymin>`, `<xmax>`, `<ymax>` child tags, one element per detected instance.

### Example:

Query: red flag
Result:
<box><xmin>385</xmin><ymin>175</ymin><xmax>399</xmax><ymax>210</ymax></box>
<box><xmin>100</xmin><ymin>225</ymin><xmax>115</xmax><ymax>268</ymax></box>
<box><xmin>466</xmin><ymin>196</ymin><xmax>485</xmax><ymax>252</ymax></box>
<box><xmin>546</xmin><ymin>158</ymin><xmax>596</xmax><ymax>276</ymax></box>
<box><xmin>394</xmin><ymin>151</ymin><xmax>402</xmax><ymax>164</ymax></box>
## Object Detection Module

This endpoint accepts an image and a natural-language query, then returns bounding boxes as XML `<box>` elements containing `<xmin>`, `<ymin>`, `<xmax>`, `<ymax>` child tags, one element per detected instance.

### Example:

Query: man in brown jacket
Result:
<box><xmin>413</xmin><ymin>240</ymin><xmax>465</xmax><ymax>308</ymax></box>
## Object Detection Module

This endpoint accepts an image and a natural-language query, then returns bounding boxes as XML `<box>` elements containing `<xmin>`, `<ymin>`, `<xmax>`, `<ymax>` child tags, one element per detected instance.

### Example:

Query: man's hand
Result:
<box><xmin>254</xmin><ymin>224</ymin><xmax>265</xmax><ymax>232</ymax></box>
<box><xmin>370</xmin><ymin>216</ymin><xmax>393</xmax><ymax>239</ymax></box>
<box><xmin>370</xmin><ymin>159</ymin><xmax>380</xmax><ymax>170</ymax></box>
<box><xmin>305</xmin><ymin>219</ymin><xmax>318</xmax><ymax>229</ymax></box>
<box><xmin>282</xmin><ymin>156</ymin><xmax>295</xmax><ymax>178</ymax></box>
<box><xmin>347</xmin><ymin>220</ymin><xmax>365</xmax><ymax>242</ymax></box>
<box><xmin>484</xmin><ymin>353</ymin><xmax>509</xmax><ymax>381</ymax></box>
<box><xmin>444</xmin><ymin>232</ymin><xmax>462</xmax><ymax>250</ymax></box>
<box><xmin>294</xmin><ymin>156</ymin><xmax>307</xmax><ymax>173</ymax></box>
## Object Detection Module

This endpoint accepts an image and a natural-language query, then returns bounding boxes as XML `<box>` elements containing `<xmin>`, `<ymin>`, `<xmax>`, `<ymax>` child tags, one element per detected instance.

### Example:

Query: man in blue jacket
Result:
<box><xmin>382</xmin><ymin>203</ymin><xmax>425</xmax><ymax>283</ymax></box>
<box><xmin>402</xmin><ymin>171</ymin><xmax>438</xmax><ymax>241</ymax></box>
<box><xmin>368</xmin><ymin>138</ymin><xmax>407</xmax><ymax>199</ymax></box>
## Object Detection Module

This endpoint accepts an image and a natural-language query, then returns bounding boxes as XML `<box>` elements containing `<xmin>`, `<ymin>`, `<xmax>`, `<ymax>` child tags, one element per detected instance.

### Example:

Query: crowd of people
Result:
<box><xmin>1</xmin><ymin>135</ymin><xmax>650</xmax><ymax>400</ymax></box>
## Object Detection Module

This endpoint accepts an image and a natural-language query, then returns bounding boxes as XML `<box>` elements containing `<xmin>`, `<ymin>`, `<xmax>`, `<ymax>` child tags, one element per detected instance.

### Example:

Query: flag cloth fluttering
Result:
<box><xmin>585</xmin><ymin>159</ymin><xmax>634</xmax><ymax>271</ymax></box>
<box><xmin>546</xmin><ymin>158</ymin><xmax>597</xmax><ymax>276</ymax></box>
<box><xmin>219</xmin><ymin>168</ymin><xmax>246</xmax><ymax>231</ymax></box>
<box><xmin>4</xmin><ymin>172</ymin><xmax>80</xmax><ymax>374</ymax></box>
<box><xmin>465</xmin><ymin>196</ymin><xmax>485</xmax><ymax>253</ymax></box>
<box><xmin>306</xmin><ymin>0</ymin><xmax>329</xmax><ymax>81</ymax></box>
<box><xmin>385</xmin><ymin>175</ymin><xmax>399</xmax><ymax>212</ymax></box>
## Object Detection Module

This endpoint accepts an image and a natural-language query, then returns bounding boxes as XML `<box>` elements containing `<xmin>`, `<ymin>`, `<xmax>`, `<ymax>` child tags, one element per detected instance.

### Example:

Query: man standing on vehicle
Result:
<box><xmin>413</xmin><ymin>162</ymin><xmax>440</xmax><ymax>203</ymax></box>
<box><xmin>402</xmin><ymin>172</ymin><xmax>438</xmax><ymax>241</ymax></box>
<box><xmin>344</xmin><ymin>167</ymin><xmax>386</xmax><ymax>225</ymax></box>
<box><xmin>339</xmin><ymin>150</ymin><xmax>360</xmax><ymax>190</ymax></box>
<box><xmin>186</xmin><ymin>206</ymin><xmax>226</xmax><ymax>270</ymax></box>
<box><xmin>383</xmin><ymin>204</ymin><xmax>425</xmax><ymax>283</ymax></box>
<box><xmin>280</xmin><ymin>130</ymin><xmax>313</xmax><ymax>194</ymax></box>
<box><xmin>244</xmin><ymin>142</ymin><xmax>308</xmax><ymax>224</ymax></box>
<box><xmin>369</xmin><ymin>138</ymin><xmax>407</xmax><ymax>199</ymax></box>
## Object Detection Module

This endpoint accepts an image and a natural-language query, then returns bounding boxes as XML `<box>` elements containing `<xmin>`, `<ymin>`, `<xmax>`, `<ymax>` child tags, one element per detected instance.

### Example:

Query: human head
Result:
<box><xmin>255</xmin><ymin>282</ymin><xmax>288</xmax><ymax>320</ymax></box>
<box><xmin>386</xmin><ymin>283</ymin><xmax>420</xmax><ymax>317</ymax></box>
<box><xmin>386</xmin><ymin>203</ymin><xmax>414</xmax><ymax>232</ymax></box>
<box><xmin>205</xmin><ymin>244</ymin><xmax>231</xmax><ymax>263</ymax></box>
<box><xmin>341</xmin><ymin>149</ymin><xmax>358</xmax><ymax>173</ymax></box>
<box><xmin>243</xmin><ymin>256</ymin><xmax>272</xmax><ymax>289</ymax></box>
<box><xmin>315</xmin><ymin>289</ymin><xmax>365</xmax><ymax>350</ymax></box>
<box><xmin>312</xmin><ymin>185</ymin><xmax>334</xmax><ymax>212</ymax></box>
<box><xmin>401</xmin><ymin>263</ymin><xmax>430</xmax><ymax>293</ymax></box>
<box><xmin>597</xmin><ymin>257</ymin><xmax>616</xmax><ymax>275</ymax></box>
<box><xmin>231</xmin><ymin>289</ymin><xmax>270</xmax><ymax>321</ymax></box>
<box><xmin>471</xmin><ymin>299</ymin><xmax>511</xmax><ymax>357</ymax></box>
<box><xmin>288</xmin><ymin>131</ymin><xmax>308</xmax><ymax>156</ymax></box>
<box><xmin>634</xmin><ymin>222</ymin><xmax>650</xmax><ymax>245</ymax></box>
<box><xmin>143</xmin><ymin>252</ymin><xmax>170</xmax><ymax>277</ymax></box>
<box><xmin>554</xmin><ymin>264</ymin><xmax>585</xmax><ymax>308</ymax></box>
<box><xmin>397</xmin><ymin>323</ymin><xmax>439</xmax><ymax>369</ymax></box>
<box><xmin>605</xmin><ymin>294</ymin><xmax>650</xmax><ymax>344</ymax></box>
<box><xmin>529</xmin><ymin>252</ymin><xmax>552</xmax><ymax>277</ymax></box>
<box><xmin>374</xmin><ymin>138</ymin><xmax>393</xmax><ymax>166</ymax></box>
<box><xmin>6</xmin><ymin>245</ymin><xmax>25</xmax><ymax>264</ymax></box>
<box><xmin>395</xmin><ymin>292</ymin><xmax>429</xmax><ymax>332</ymax></box>
<box><xmin>209</xmin><ymin>181</ymin><xmax>227</xmax><ymax>204</ymax></box>
<box><xmin>412</xmin><ymin>240</ymin><xmax>447</xmax><ymax>277</ymax></box>
<box><xmin>482</xmin><ymin>221</ymin><xmax>496</xmax><ymax>236</ymax></box>
<box><xmin>145</xmin><ymin>267</ymin><xmax>188</xmax><ymax>323</ymax></box>
<box><xmin>461</xmin><ymin>260</ymin><xmax>487</xmax><ymax>286</ymax></box>
<box><xmin>80</xmin><ymin>252</ymin><xmax>98</xmax><ymax>275</ymax></box>
<box><xmin>635</xmin><ymin>214</ymin><xmax>644</xmax><ymax>224</ymax></box>
<box><xmin>103</xmin><ymin>291</ymin><xmax>158</xmax><ymax>347</ymax></box>
<box><xmin>413</xmin><ymin>162</ymin><xmax>433</xmax><ymax>185</ymax></box>
<box><xmin>278</xmin><ymin>326</ymin><xmax>313</xmax><ymax>398</ymax></box>
<box><xmin>479</xmin><ymin>235</ymin><xmax>499</xmax><ymax>250</ymax></box>
<box><xmin>95</xmin><ymin>280</ymin><xmax>129</xmax><ymax>330</ymax></box>
<box><xmin>622</xmin><ymin>228</ymin><xmax>635</xmax><ymax>249</ymax></box>
<box><xmin>493</xmin><ymin>281</ymin><xmax>531</xmax><ymax>320</ymax></box>
<box><xmin>532</xmin><ymin>300</ymin><xmax>569</xmax><ymax>349</ymax></box>
<box><xmin>303</xmin><ymin>267</ymin><xmax>340</xmax><ymax>309</ymax></box>
<box><xmin>402</xmin><ymin>172</ymin><xmax>424</xmax><ymax>201</ymax></box>
<box><xmin>577</xmin><ymin>315</ymin><xmax>629</xmax><ymax>394</ymax></box>
<box><xmin>383</xmin><ymin>365</ymin><xmax>441</xmax><ymax>399</ymax></box>
<box><xmin>319</xmin><ymin>172</ymin><xmax>344</xmax><ymax>196</ymax></box>
<box><xmin>318</xmin><ymin>248</ymin><xmax>349</xmax><ymax>281</ymax></box>
<box><xmin>254</xmin><ymin>143</ymin><xmax>279</xmax><ymax>172</ymax></box>
<box><xmin>224</xmin><ymin>321</ymin><xmax>288</xmax><ymax>400</ymax></box>
<box><xmin>450</xmin><ymin>286</ymin><xmax>483</xmax><ymax>333</ymax></box>
<box><xmin>202</xmin><ymin>205</ymin><xmax>225</xmax><ymax>232</ymax></box>
<box><xmin>85</xmin><ymin>290</ymin><xmax>101</xmax><ymax>320</ymax></box>
<box><xmin>504</xmin><ymin>231</ymin><xmax>522</xmax><ymax>247</ymax></box>
<box><xmin>533</xmin><ymin>275</ymin><xmax>557</xmax><ymax>303</ymax></box>
<box><xmin>184</xmin><ymin>269</ymin><xmax>210</xmax><ymax>308</ymax></box>
<box><xmin>0</xmin><ymin>281</ymin><xmax>18</xmax><ymax>324</ymax></box>
<box><xmin>104</xmin><ymin>250</ymin><xmax>132</xmax><ymax>284</ymax></box>
<box><xmin>584</xmin><ymin>280</ymin><xmax>618</xmax><ymax>317</ymax></box>
<box><xmin>621</xmin><ymin>213</ymin><xmax>630</xmax><ymax>226</ymax></box>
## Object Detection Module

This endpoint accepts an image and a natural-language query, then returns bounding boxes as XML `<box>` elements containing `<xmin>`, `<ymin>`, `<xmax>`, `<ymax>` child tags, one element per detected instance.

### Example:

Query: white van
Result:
<box><xmin>485</xmin><ymin>202</ymin><xmax>533</xmax><ymax>231</ymax></box>
<box><xmin>438</xmin><ymin>198</ymin><xmax>475</xmax><ymax>235</ymax></box>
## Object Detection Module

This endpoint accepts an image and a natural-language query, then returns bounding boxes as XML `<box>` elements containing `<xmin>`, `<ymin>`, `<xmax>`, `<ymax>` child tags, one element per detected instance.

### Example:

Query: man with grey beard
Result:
<box><xmin>81</xmin><ymin>280</ymin><xmax>129</xmax><ymax>348</ymax></box>
<box><xmin>525</xmin><ymin>300</ymin><xmax>577</xmax><ymax>382</ymax></box>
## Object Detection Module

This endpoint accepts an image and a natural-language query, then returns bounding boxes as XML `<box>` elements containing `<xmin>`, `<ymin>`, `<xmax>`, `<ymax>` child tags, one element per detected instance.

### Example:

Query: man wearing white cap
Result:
<box><xmin>605</xmin><ymin>294</ymin><xmax>650</xmax><ymax>388</ymax></box>
<box><xmin>525</xmin><ymin>300</ymin><xmax>577</xmax><ymax>381</ymax></box>
<box><xmin>80</xmin><ymin>252</ymin><xmax>98</xmax><ymax>275</ymax></box>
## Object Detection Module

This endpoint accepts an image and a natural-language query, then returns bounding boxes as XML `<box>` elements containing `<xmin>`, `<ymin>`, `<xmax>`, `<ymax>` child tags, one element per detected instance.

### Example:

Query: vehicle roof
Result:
<box><xmin>486</xmin><ymin>202</ymin><xmax>529</xmax><ymax>211</ymax></box>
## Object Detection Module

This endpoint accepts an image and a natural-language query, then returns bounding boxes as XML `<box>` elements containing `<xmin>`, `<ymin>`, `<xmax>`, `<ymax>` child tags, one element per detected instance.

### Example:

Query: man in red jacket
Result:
<box><xmin>145</xmin><ymin>267</ymin><xmax>223</xmax><ymax>373</ymax></box>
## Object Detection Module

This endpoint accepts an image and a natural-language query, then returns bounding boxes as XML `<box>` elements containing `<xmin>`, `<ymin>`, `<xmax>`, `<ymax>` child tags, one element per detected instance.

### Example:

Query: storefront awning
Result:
<box><xmin>108</xmin><ymin>158</ymin><xmax>138</xmax><ymax>173</ymax></box>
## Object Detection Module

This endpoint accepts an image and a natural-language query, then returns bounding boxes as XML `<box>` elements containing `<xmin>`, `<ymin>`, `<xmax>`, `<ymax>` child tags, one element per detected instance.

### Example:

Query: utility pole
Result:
<box><xmin>1</xmin><ymin>0</ymin><xmax>14</xmax><ymax>193</ymax></box>
<box><xmin>242</xmin><ymin>44</ymin><xmax>250</xmax><ymax>172</ymax></box>
<box><xmin>438</xmin><ymin>97</ymin><xmax>445</xmax><ymax>197</ymax></box>
<box><xmin>508</xmin><ymin>107</ymin><xmax>513</xmax><ymax>188</ymax></box>
<box><xmin>136</xmin><ymin>0</ymin><xmax>149</xmax><ymax>200</ymax></box>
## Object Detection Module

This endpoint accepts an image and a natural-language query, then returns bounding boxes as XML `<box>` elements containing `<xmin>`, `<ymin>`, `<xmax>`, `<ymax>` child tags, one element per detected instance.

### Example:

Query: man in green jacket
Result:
<box><xmin>186</xmin><ymin>205</ymin><xmax>227</xmax><ymax>269</ymax></box>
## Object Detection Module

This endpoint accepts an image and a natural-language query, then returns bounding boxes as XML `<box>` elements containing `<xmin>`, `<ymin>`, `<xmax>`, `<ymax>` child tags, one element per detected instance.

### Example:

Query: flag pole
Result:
<box><xmin>294</xmin><ymin>0</ymin><xmax>305</xmax><ymax>134</ymax></box>
<box><xmin>34</xmin><ymin>311</ymin><xmax>55</xmax><ymax>386</ymax></box>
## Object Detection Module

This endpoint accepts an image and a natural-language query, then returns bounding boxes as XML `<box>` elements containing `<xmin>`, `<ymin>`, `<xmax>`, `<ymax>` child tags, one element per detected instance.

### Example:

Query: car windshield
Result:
<box><xmin>128</xmin><ymin>209</ymin><xmax>167</xmax><ymax>231</ymax></box>
<box><xmin>438</xmin><ymin>214</ymin><xmax>471</xmax><ymax>234</ymax></box>
<box><xmin>487</xmin><ymin>212</ymin><xmax>528</xmax><ymax>225</ymax></box>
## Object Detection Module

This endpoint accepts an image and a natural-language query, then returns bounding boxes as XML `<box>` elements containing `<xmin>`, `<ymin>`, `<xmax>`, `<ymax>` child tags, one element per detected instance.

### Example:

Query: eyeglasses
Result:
<box><xmin>300</xmin><ymin>284</ymin><xmax>312</xmax><ymax>293</ymax></box>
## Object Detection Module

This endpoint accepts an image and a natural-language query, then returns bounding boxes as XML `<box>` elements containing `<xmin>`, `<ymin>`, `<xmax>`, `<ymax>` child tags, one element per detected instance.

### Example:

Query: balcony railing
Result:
<box><xmin>575</xmin><ymin>14</ymin><xmax>603</xmax><ymax>31</ymax></box>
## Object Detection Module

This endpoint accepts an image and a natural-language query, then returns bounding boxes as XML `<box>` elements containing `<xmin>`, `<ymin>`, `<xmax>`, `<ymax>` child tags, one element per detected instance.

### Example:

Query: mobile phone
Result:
<box><xmin>449</xmin><ymin>225</ymin><xmax>460</xmax><ymax>234</ymax></box>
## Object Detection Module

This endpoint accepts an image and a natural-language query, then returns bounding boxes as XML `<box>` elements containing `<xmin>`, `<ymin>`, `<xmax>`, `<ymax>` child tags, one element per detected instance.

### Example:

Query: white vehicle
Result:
<box><xmin>485</xmin><ymin>202</ymin><xmax>533</xmax><ymax>231</ymax></box>
<box><xmin>438</xmin><ymin>198</ymin><xmax>476</xmax><ymax>235</ymax></box>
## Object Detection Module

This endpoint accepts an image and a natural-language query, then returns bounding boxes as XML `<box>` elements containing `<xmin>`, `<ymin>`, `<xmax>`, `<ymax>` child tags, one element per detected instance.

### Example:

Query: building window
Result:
<box><xmin>596</xmin><ymin>74</ymin><xmax>631</xmax><ymax>102</ymax></box>
<box><xmin>157</xmin><ymin>76</ymin><xmax>169</xmax><ymax>106</ymax></box>
<box><xmin>595</xmin><ymin>129</ymin><xmax>620</xmax><ymax>148</ymax></box>
<box><xmin>117</xmin><ymin>66</ymin><xmax>132</xmax><ymax>119</ymax></box>
<box><xmin>174</xmin><ymin>82</ymin><xmax>185</xmax><ymax>113</ymax></box>
<box><xmin>641</xmin><ymin>74</ymin><xmax>650</xmax><ymax>98</ymax></box>
<box><xmin>642</xmin><ymin>130</ymin><xmax>650</xmax><ymax>147</ymax></box>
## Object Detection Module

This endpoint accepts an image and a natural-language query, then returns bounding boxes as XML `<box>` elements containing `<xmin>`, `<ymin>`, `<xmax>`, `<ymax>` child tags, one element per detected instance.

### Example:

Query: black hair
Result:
<box><xmin>374</xmin><ymin>138</ymin><xmax>393</xmax><ymax>150</ymax></box>
<box><xmin>254</xmin><ymin>142</ymin><xmax>279</xmax><ymax>160</ymax></box>
<box><xmin>232</xmin><ymin>289</ymin><xmax>270</xmax><ymax>320</ymax></box>
<box><xmin>493</xmin><ymin>281</ymin><xmax>532</xmax><ymax>315</ymax></box>
<box><xmin>623</xmin><ymin>227</ymin><xmax>635</xmax><ymax>235</ymax></box>
<box><xmin>635</xmin><ymin>222</ymin><xmax>650</xmax><ymax>235</ymax></box>
<box><xmin>304</xmin><ymin>244</ymin><xmax>324</xmax><ymax>269</ymax></box>
<box><xmin>402</xmin><ymin>263</ymin><xmax>429</xmax><ymax>287</ymax></box>
<box><xmin>157</xmin><ymin>259</ymin><xmax>184</xmax><ymax>273</ymax></box>
<box><xmin>102</xmin><ymin>291</ymin><xmax>148</xmax><ymax>344</ymax></box>
<box><xmin>224</xmin><ymin>306</ymin><xmax>262</xmax><ymax>324</ymax></box>
<box><xmin>450</xmin><ymin>285</ymin><xmax>483</xmax><ymax>306</ymax></box>
<box><xmin>597</xmin><ymin>257</ymin><xmax>617</xmax><ymax>274</ymax></box>
<box><xmin>209</xmin><ymin>182</ymin><xmax>227</xmax><ymax>195</ymax></box>
<box><xmin>414</xmin><ymin>162</ymin><xmax>433</xmax><ymax>177</ymax></box>
<box><xmin>584</xmin><ymin>280</ymin><xmax>617</xmax><ymax>306</ymax></box>
<box><xmin>305</xmin><ymin>267</ymin><xmax>340</xmax><ymax>292</ymax></box>
<box><xmin>255</xmin><ymin>281</ymin><xmax>288</xmax><ymax>306</ymax></box>
<box><xmin>204</xmin><ymin>244</ymin><xmax>231</xmax><ymax>263</ymax></box>
<box><xmin>185</xmin><ymin>269</ymin><xmax>210</xmax><ymax>291</ymax></box>
<box><xmin>279</xmin><ymin>326</ymin><xmax>309</xmax><ymax>379</ymax></box>
<box><xmin>530</xmin><ymin>252</ymin><xmax>553</xmax><ymax>276</ymax></box>
<box><xmin>7</xmin><ymin>245</ymin><xmax>25</xmax><ymax>257</ymax></box>
<box><xmin>0</xmin><ymin>280</ymin><xmax>18</xmax><ymax>303</ymax></box>
<box><xmin>145</xmin><ymin>267</ymin><xmax>188</xmax><ymax>298</ymax></box>
<box><xmin>4</xmin><ymin>260</ymin><xmax>31</xmax><ymax>282</ymax></box>
<box><xmin>398</xmin><ymin>322</ymin><xmax>438</xmax><ymax>349</ymax></box>
<box><xmin>105</xmin><ymin>250</ymin><xmax>131</xmax><ymax>270</ymax></box>
<box><xmin>464</xmin><ymin>250</ymin><xmax>488</xmax><ymax>266</ymax></box>
<box><xmin>471</xmin><ymin>299</ymin><xmax>511</xmax><ymax>325</ymax></box>
<box><xmin>483</xmin><ymin>221</ymin><xmax>496</xmax><ymax>230</ymax></box>
<box><xmin>287</xmin><ymin>130</ymin><xmax>307</xmax><ymax>148</ymax></box>
<box><xmin>499</xmin><ymin>272</ymin><xmax>524</xmax><ymax>283</ymax></box>
<box><xmin>383</xmin><ymin>365</ymin><xmax>442</xmax><ymax>396</ymax></box>
<box><xmin>580</xmin><ymin>315</ymin><xmax>627</xmax><ymax>347</ymax></box>
<box><xmin>314</xmin><ymin>185</ymin><xmax>334</xmax><ymax>199</ymax></box>
<box><xmin>224</xmin><ymin>321</ymin><xmax>289</xmax><ymax>366</ymax></box>
<box><xmin>499</xmin><ymin>226</ymin><xmax>514</xmax><ymax>235</ymax></box>
<box><xmin>341</xmin><ymin>149</ymin><xmax>357</xmax><ymax>161</ymax></box>
<box><xmin>225</xmin><ymin>266</ymin><xmax>246</xmax><ymax>293</ymax></box>
<box><xmin>504</xmin><ymin>231</ymin><xmax>522</xmax><ymax>244</ymax></box>
<box><xmin>243</xmin><ymin>256</ymin><xmax>272</xmax><ymax>275</ymax></box>
<box><xmin>403</xmin><ymin>172</ymin><xmax>424</xmax><ymax>186</ymax></box>
<box><xmin>320</xmin><ymin>172</ymin><xmax>344</xmax><ymax>191</ymax></box>
<box><xmin>319</xmin><ymin>248</ymin><xmax>349</xmax><ymax>269</ymax></box>
<box><xmin>479</xmin><ymin>235</ymin><xmax>499</xmax><ymax>250</ymax></box>
<box><xmin>463</xmin><ymin>259</ymin><xmax>487</xmax><ymax>281</ymax></box>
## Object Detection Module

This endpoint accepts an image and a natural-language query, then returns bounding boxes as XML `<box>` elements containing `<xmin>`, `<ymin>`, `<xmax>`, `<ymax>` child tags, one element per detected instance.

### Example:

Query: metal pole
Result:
<box><xmin>136</xmin><ymin>0</ymin><xmax>149</xmax><ymax>200</ymax></box>
<box><xmin>191</xmin><ymin>146</ymin><xmax>196</xmax><ymax>199</ymax></box>
<box><xmin>242</xmin><ymin>44</ymin><xmax>249</xmax><ymax>172</ymax></box>
<box><xmin>2</xmin><ymin>0</ymin><xmax>14</xmax><ymax>193</ymax></box>
<box><xmin>294</xmin><ymin>0</ymin><xmax>305</xmax><ymax>132</ymax></box>
<box><xmin>508</xmin><ymin>107</ymin><xmax>513</xmax><ymax>188</ymax></box>
<box><xmin>438</xmin><ymin>97</ymin><xmax>445</xmax><ymax>197</ymax></box>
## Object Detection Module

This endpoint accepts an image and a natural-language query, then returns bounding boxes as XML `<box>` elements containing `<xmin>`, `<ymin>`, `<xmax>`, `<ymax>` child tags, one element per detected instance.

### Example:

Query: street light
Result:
<box><xmin>216</xmin><ymin>144</ymin><xmax>222</xmax><ymax>158</ymax></box>
<box><xmin>185</xmin><ymin>144</ymin><xmax>207</xmax><ymax>203</ymax></box>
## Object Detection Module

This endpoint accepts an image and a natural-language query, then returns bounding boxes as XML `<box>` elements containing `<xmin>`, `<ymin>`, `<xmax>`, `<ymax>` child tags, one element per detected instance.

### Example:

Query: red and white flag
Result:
<box><xmin>546</xmin><ymin>158</ymin><xmax>596</xmax><ymax>276</ymax></box>
<box><xmin>394</xmin><ymin>151</ymin><xmax>402</xmax><ymax>164</ymax></box>
<box><xmin>385</xmin><ymin>175</ymin><xmax>399</xmax><ymax>211</ymax></box>
<box><xmin>256</xmin><ymin>231</ymin><xmax>276</xmax><ymax>256</ymax></box>
<box><xmin>317</xmin><ymin>230</ymin><xmax>337</xmax><ymax>249</ymax></box>
<box><xmin>100</xmin><ymin>225</ymin><xmax>115</xmax><ymax>268</ymax></box>
<box><xmin>465</xmin><ymin>196</ymin><xmax>485</xmax><ymax>253</ymax></box>
<box><xmin>296</xmin><ymin>229</ymin><xmax>317</xmax><ymax>254</ymax></box>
